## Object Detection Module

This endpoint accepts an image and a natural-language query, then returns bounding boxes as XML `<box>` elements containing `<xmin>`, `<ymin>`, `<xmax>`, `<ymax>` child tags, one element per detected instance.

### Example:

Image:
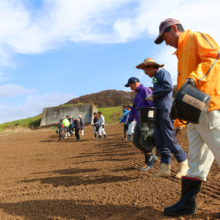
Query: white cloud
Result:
<box><xmin>0</xmin><ymin>84</ymin><xmax>36</xmax><ymax>97</ymax></box>
<box><xmin>113</xmin><ymin>0</ymin><xmax>220</xmax><ymax>43</ymax></box>
<box><xmin>0</xmin><ymin>0</ymin><xmax>136</xmax><ymax>55</ymax></box>
<box><xmin>117</xmin><ymin>0</ymin><xmax>220</xmax><ymax>85</ymax></box>
<box><xmin>0</xmin><ymin>0</ymin><xmax>219</xmax><ymax>49</ymax></box>
<box><xmin>0</xmin><ymin>0</ymin><xmax>219</xmax><ymax>123</ymax></box>
<box><xmin>0</xmin><ymin>0</ymin><xmax>219</xmax><ymax>55</ymax></box>
<box><xmin>0</xmin><ymin>92</ymin><xmax>75</xmax><ymax>123</ymax></box>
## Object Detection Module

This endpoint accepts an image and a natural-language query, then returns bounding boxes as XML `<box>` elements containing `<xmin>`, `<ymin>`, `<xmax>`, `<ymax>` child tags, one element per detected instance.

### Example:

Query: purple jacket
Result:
<box><xmin>128</xmin><ymin>84</ymin><xmax>153</xmax><ymax>123</ymax></box>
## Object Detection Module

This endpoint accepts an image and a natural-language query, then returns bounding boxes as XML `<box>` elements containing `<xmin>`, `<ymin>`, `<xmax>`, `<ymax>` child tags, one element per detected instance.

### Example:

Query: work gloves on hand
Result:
<box><xmin>174</xmin><ymin>126</ymin><xmax>183</xmax><ymax>130</ymax></box>
<box><xmin>186</xmin><ymin>78</ymin><xmax>196</xmax><ymax>86</ymax></box>
<box><xmin>146</xmin><ymin>94</ymin><xmax>154</xmax><ymax>101</ymax></box>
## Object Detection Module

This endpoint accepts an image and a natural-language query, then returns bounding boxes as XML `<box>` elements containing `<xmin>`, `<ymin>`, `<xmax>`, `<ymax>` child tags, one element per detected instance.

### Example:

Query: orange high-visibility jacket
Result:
<box><xmin>173</xmin><ymin>119</ymin><xmax>186</xmax><ymax>128</ymax></box>
<box><xmin>174</xmin><ymin>30</ymin><xmax>220</xmax><ymax>111</ymax></box>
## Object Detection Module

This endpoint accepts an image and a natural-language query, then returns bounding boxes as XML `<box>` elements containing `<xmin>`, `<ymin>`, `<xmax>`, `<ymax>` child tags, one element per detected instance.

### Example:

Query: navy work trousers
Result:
<box><xmin>154</xmin><ymin>118</ymin><xmax>187</xmax><ymax>165</ymax></box>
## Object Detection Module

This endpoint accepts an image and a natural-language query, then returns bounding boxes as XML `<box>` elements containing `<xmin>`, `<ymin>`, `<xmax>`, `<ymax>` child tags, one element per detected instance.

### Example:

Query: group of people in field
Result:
<box><xmin>121</xmin><ymin>18</ymin><xmax>220</xmax><ymax>217</ymax></box>
<box><xmin>57</xmin><ymin>115</ymin><xmax>84</xmax><ymax>141</ymax></box>
<box><xmin>57</xmin><ymin>17</ymin><xmax>220</xmax><ymax>217</ymax></box>
<box><xmin>57</xmin><ymin>112</ymin><xmax>107</xmax><ymax>141</ymax></box>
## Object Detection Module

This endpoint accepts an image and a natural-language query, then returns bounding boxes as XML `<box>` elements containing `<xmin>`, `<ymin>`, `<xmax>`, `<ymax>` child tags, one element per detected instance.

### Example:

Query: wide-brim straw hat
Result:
<box><xmin>136</xmin><ymin>58</ymin><xmax>164</xmax><ymax>69</ymax></box>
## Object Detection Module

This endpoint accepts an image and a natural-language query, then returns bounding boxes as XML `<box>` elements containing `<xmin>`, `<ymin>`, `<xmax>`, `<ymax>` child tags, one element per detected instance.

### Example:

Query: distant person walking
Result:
<box><xmin>92</xmin><ymin>112</ymin><xmax>99</xmax><ymax>139</ymax></box>
<box><xmin>78</xmin><ymin>115</ymin><xmax>85</xmax><ymax>135</ymax></box>
<box><xmin>125</xmin><ymin>105</ymin><xmax>135</xmax><ymax>142</ymax></box>
<box><xmin>57</xmin><ymin>119</ymin><xmax>64</xmax><ymax>141</ymax></box>
<box><xmin>63</xmin><ymin>116</ymin><xmax>70</xmax><ymax>139</ymax></box>
<box><xmin>95</xmin><ymin>112</ymin><xmax>107</xmax><ymax>140</ymax></box>
<box><xmin>119</xmin><ymin>105</ymin><xmax>129</xmax><ymax>140</ymax></box>
<box><xmin>68</xmin><ymin>116</ymin><xmax>73</xmax><ymax>136</ymax></box>
<box><xmin>72</xmin><ymin>117</ymin><xmax>80</xmax><ymax>141</ymax></box>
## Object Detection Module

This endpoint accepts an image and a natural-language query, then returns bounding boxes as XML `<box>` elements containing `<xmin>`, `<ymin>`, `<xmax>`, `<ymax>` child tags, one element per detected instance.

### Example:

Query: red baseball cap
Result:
<box><xmin>154</xmin><ymin>18</ymin><xmax>180</xmax><ymax>44</ymax></box>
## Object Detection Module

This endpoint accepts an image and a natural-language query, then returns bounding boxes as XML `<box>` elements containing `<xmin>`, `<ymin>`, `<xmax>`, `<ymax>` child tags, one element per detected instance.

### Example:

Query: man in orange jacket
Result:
<box><xmin>155</xmin><ymin>18</ymin><xmax>220</xmax><ymax>217</ymax></box>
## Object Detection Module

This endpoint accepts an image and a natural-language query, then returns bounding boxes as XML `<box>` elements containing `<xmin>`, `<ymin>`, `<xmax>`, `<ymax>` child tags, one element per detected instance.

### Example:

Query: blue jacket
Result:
<box><xmin>152</xmin><ymin>69</ymin><xmax>173</xmax><ymax>120</ymax></box>
<box><xmin>128</xmin><ymin>84</ymin><xmax>152</xmax><ymax>123</ymax></box>
<box><xmin>123</xmin><ymin>110</ymin><xmax>130</xmax><ymax>123</ymax></box>
<box><xmin>119</xmin><ymin>109</ymin><xmax>128</xmax><ymax>123</ymax></box>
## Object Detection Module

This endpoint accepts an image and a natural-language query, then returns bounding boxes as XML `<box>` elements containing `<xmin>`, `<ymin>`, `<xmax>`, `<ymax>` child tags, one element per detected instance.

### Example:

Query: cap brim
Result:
<box><xmin>124</xmin><ymin>83</ymin><xmax>129</xmax><ymax>87</ymax></box>
<box><xmin>154</xmin><ymin>31</ymin><xmax>165</xmax><ymax>44</ymax></box>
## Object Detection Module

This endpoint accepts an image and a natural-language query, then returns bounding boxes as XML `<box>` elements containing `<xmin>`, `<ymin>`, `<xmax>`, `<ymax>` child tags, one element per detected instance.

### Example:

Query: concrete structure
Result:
<box><xmin>40</xmin><ymin>104</ymin><xmax>97</xmax><ymax>127</ymax></box>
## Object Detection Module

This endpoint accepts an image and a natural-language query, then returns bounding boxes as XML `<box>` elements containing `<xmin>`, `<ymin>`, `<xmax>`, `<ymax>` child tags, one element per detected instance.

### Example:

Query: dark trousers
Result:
<box><xmin>154</xmin><ymin>118</ymin><xmax>187</xmax><ymax>164</ymax></box>
<box><xmin>64</xmin><ymin>126</ymin><xmax>69</xmax><ymax>133</ymax></box>
<box><xmin>69</xmin><ymin>125</ymin><xmax>73</xmax><ymax>135</ymax></box>
<box><xmin>133</xmin><ymin>122</ymin><xmax>154</xmax><ymax>154</ymax></box>
<box><xmin>124</xmin><ymin>124</ymin><xmax>128</xmax><ymax>138</ymax></box>
<box><xmin>59</xmin><ymin>128</ymin><xmax>64</xmax><ymax>139</ymax></box>
<box><xmin>75</xmin><ymin>128</ymin><xmax>80</xmax><ymax>139</ymax></box>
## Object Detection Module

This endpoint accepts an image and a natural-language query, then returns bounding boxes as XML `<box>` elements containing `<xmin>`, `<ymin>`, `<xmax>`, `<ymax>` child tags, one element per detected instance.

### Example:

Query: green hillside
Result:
<box><xmin>0</xmin><ymin>114</ymin><xmax>42</xmax><ymax>132</ymax></box>
<box><xmin>98</xmin><ymin>107</ymin><xmax>122</xmax><ymax>124</ymax></box>
<box><xmin>0</xmin><ymin>106</ymin><xmax>123</xmax><ymax>132</ymax></box>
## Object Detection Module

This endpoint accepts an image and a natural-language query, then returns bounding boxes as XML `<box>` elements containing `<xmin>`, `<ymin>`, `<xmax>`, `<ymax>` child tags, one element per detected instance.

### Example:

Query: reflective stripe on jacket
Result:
<box><xmin>175</xmin><ymin>29</ymin><xmax>220</xmax><ymax>111</ymax></box>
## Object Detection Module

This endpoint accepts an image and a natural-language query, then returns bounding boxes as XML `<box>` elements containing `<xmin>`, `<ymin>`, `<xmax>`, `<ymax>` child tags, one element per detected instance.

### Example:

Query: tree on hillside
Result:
<box><xmin>65</xmin><ymin>86</ymin><xmax>178</xmax><ymax>107</ymax></box>
<box><xmin>65</xmin><ymin>90</ymin><xmax>135</xmax><ymax>108</ymax></box>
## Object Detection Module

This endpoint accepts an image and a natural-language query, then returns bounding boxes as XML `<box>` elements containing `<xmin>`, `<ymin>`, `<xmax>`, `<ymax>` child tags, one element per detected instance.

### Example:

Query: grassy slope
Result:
<box><xmin>0</xmin><ymin>107</ymin><xmax>123</xmax><ymax>131</ymax></box>
<box><xmin>0</xmin><ymin>114</ymin><xmax>42</xmax><ymax>132</ymax></box>
<box><xmin>98</xmin><ymin>107</ymin><xmax>122</xmax><ymax>124</ymax></box>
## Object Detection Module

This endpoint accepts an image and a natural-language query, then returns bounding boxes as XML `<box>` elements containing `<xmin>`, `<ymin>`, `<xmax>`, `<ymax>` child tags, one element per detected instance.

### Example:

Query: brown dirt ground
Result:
<box><xmin>0</xmin><ymin>124</ymin><xmax>219</xmax><ymax>220</ymax></box>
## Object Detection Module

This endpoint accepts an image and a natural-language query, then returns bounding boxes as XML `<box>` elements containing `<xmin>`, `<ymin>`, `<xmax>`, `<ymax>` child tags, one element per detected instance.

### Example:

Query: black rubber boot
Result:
<box><xmin>139</xmin><ymin>153</ymin><xmax>154</xmax><ymax>171</ymax></box>
<box><xmin>58</xmin><ymin>135</ymin><xmax>64</xmax><ymax>141</ymax></box>
<box><xmin>97</xmin><ymin>135</ymin><xmax>102</xmax><ymax>140</ymax></box>
<box><xmin>125</xmin><ymin>135</ymin><xmax>131</xmax><ymax>142</ymax></box>
<box><xmin>164</xmin><ymin>177</ymin><xmax>202</xmax><ymax>216</ymax></box>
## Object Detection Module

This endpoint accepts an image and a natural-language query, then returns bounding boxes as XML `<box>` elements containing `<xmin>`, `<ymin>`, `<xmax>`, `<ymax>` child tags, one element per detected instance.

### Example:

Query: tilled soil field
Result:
<box><xmin>0</xmin><ymin>124</ymin><xmax>219</xmax><ymax>220</ymax></box>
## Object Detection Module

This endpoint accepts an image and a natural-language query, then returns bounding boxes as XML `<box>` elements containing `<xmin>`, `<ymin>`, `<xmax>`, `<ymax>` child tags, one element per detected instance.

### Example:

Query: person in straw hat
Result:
<box><xmin>136</xmin><ymin>57</ymin><xmax>188</xmax><ymax>178</ymax></box>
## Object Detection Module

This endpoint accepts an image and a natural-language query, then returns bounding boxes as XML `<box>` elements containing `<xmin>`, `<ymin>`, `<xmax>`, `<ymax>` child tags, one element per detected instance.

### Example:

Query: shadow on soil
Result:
<box><xmin>19</xmin><ymin>175</ymin><xmax>140</xmax><ymax>187</ymax></box>
<box><xmin>0</xmin><ymin>199</ymin><xmax>218</xmax><ymax>220</ymax></box>
<box><xmin>32</xmin><ymin>168</ymin><xmax>100</xmax><ymax>175</ymax></box>
<box><xmin>69</xmin><ymin>152</ymin><xmax>137</xmax><ymax>159</ymax></box>
<box><xmin>40</xmin><ymin>133</ymin><xmax>128</xmax><ymax>144</ymax></box>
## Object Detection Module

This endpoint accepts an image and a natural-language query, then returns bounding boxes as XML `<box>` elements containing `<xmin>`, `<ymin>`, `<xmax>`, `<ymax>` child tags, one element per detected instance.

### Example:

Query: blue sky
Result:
<box><xmin>0</xmin><ymin>0</ymin><xmax>219</xmax><ymax>123</ymax></box>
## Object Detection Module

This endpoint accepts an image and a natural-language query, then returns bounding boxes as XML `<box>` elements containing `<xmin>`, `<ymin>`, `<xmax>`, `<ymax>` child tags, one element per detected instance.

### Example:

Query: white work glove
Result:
<box><xmin>186</xmin><ymin>78</ymin><xmax>196</xmax><ymax>86</ymax></box>
<box><xmin>174</xmin><ymin>126</ymin><xmax>183</xmax><ymax>130</ymax></box>
<box><xmin>146</xmin><ymin>94</ymin><xmax>154</xmax><ymax>101</ymax></box>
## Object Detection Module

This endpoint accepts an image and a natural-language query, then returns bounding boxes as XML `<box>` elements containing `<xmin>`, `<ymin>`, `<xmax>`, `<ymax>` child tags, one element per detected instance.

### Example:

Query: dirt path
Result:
<box><xmin>0</xmin><ymin>124</ymin><xmax>219</xmax><ymax>220</ymax></box>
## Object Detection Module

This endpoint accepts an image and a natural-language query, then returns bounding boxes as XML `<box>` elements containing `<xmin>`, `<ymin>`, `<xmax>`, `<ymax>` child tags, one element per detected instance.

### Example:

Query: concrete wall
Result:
<box><xmin>40</xmin><ymin>104</ymin><xmax>97</xmax><ymax>126</ymax></box>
